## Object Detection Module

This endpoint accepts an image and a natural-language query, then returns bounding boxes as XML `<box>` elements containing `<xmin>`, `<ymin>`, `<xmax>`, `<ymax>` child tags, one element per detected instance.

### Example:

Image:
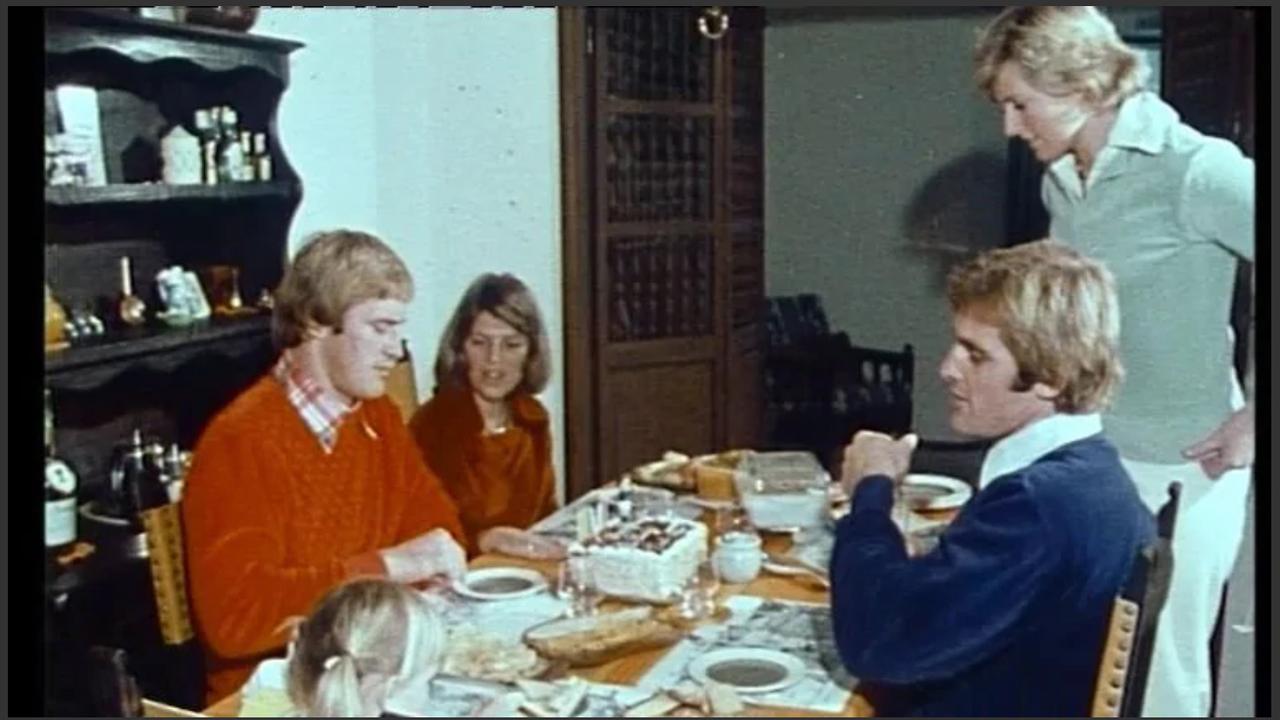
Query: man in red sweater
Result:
<box><xmin>181</xmin><ymin>229</ymin><xmax>468</xmax><ymax>704</ymax></box>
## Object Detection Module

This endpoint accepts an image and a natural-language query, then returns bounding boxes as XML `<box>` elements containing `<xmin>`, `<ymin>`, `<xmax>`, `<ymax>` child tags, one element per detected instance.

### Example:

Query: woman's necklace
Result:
<box><xmin>481</xmin><ymin>407</ymin><xmax>511</xmax><ymax>436</ymax></box>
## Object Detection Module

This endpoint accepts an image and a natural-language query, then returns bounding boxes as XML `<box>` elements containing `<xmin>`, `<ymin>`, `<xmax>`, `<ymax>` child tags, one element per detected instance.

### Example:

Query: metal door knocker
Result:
<box><xmin>698</xmin><ymin>6</ymin><xmax>729</xmax><ymax>41</ymax></box>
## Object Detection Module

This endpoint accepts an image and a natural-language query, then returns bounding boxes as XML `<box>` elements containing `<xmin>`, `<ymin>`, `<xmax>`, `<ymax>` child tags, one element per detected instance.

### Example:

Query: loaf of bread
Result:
<box><xmin>632</xmin><ymin>451</ymin><xmax>695</xmax><ymax>492</ymax></box>
<box><xmin>523</xmin><ymin>607</ymin><xmax>684</xmax><ymax>666</ymax></box>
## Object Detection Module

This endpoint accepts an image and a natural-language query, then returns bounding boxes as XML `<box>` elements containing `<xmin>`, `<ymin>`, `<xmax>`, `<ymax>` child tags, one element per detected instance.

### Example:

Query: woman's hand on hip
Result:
<box><xmin>1182</xmin><ymin>403</ymin><xmax>1254</xmax><ymax>479</ymax></box>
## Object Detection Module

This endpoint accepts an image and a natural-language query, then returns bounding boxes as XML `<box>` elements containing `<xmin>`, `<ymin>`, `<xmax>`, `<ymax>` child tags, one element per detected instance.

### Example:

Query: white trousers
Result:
<box><xmin>1125</xmin><ymin>456</ymin><xmax>1251</xmax><ymax>717</ymax></box>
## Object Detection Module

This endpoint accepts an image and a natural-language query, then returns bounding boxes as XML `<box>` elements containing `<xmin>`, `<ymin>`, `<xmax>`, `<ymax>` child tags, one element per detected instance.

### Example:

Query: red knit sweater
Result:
<box><xmin>181</xmin><ymin>375</ymin><xmax>464</xmax><ymax>703</ymax></box>
<box><xmin>409</xmin><ymin>385</ymin><xmax>557</xmax><ymax>551</ymax></box>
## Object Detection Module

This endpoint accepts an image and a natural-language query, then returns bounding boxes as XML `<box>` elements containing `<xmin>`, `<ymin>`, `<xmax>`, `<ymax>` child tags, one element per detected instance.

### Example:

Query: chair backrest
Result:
<box><xmin>1091</xmin><ymin>481</ymin><xmax>1182</xmax><ymax>717</ymax></box>
<box><xmin>384</xmin><ymin>339</ymin><xmax>420</xmax><ymax>424</ymax></box>
<box><xmin>832</xmin><ymin>343</ymin><xmax>914</xmax><ymax>436</ymax></box>
<box><xmin>765</xmin><ymin>294</ymin><xmax>833</xmax><ymax>349</ymax></box>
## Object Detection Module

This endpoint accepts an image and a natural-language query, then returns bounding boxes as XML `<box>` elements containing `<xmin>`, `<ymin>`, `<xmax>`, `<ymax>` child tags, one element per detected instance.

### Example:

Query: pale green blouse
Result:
<box><xmin>1043</xmin><ymin>91</ymin><xmax>1254</xmax><ymax>464</ymax></box>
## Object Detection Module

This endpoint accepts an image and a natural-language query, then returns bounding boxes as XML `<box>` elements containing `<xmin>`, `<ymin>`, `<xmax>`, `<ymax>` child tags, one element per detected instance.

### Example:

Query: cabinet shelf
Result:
<box><xmin>46</xmin><ymin>8</ymin><xmax>302</xmax><ymax>82</ymax></box>
<box><xmin>45</xmin><ymin>314</ymin><xmax>274</xmax><ymax>390</ymax></box>
<box><xmin>45</xmin><ymin>181</ymin><xmax>301</xmax><ymax>208</ymax></box>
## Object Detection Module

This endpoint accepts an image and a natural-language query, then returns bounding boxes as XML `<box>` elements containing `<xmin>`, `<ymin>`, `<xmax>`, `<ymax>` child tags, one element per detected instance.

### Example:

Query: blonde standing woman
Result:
<box><xmin>974</xmin><ymin>8</ymin><xmax>1255</xmax><ymax>716</ymax></box>
<box><xmin>285</xmin><ymin>579</ymin><xmax>445</xmax><ymax>717</ymax></box>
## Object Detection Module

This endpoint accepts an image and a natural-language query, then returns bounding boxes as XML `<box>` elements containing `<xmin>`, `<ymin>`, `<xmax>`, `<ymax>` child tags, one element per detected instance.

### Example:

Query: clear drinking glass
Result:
<box><xmin>557</xmin><ymin>555</ymin><xmax>600</xmax><ymax>617</ymax></box>
<box><xmin>679</xmin><ymin>558</ymin><xmax>721</xmax><ymax>620</ymax></box>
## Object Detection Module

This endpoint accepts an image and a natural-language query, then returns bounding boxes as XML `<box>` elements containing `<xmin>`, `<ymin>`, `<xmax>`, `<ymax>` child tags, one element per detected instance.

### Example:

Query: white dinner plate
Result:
<box><xmin>687</xmin><ymin>648</ymin><xmax>805</xmax><ymax>694</ymax></box>
<box><xmin>452</xmin><ymin>567</ymin><xmax>548</xmax><ymax>601</ymax></box>
<box><xmin>901</xmin><ymin>474</ymin><xmax>973</xmax><ymax>511</ymax></box>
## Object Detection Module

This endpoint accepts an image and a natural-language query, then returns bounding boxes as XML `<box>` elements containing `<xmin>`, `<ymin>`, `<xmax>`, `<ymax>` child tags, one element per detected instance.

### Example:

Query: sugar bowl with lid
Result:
<box><xmin>713</xmin><ymin>529</ymin><xmax>763</xmax><ymax>584</ymax></box>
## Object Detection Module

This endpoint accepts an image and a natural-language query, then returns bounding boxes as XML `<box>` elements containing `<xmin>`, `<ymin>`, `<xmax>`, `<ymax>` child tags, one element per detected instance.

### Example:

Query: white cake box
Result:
<box><xmin>734</xmin><ymin>451</ymin><xmax>831</xmax><ymax>531</ymax></box>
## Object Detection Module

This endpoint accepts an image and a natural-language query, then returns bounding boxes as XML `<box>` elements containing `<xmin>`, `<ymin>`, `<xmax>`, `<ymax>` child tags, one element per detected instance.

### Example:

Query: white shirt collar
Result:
<box><xmin>977</xmin><ymin>413</ymin><xmax>1103</xmax><ymax>489</ymax></box>
<box><xmin>1045</xmin><ymin>92</ymin><xmax>1178</xmax><ymax>194</ymax></box>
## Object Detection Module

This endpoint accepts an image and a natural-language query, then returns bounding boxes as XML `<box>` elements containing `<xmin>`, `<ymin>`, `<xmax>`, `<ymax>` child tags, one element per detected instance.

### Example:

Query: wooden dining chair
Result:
<box><xmin>136</xmin><ymin>500</ymin><xmax>207</xmax><ymax>711</ymax></box>
<box><xmin>1090</xmin><ymin>481</ymin><xmax>1182</xmax><ymax>717</ymax></box>
<box><xmin>140</xmin><ymin>503</ymin><xmax>195</xmax><ymax>647</ymax></box>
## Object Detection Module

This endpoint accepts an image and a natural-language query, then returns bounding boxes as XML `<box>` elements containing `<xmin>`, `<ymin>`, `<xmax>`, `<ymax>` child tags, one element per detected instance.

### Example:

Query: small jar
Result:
<box><xmin>160</xmin><ymin>125</ymin><xmax>201</xmax><ymax>185</ymax></box>
<box><xmin>713</xmin><ymin>530</ymin><xmax>763</xmax><ymax>584</ymax></box>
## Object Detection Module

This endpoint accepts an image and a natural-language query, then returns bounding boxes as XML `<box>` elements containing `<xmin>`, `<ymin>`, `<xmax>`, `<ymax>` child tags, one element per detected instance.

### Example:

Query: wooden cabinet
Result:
<box><xmin>42</xmin><ymin>9</ymin><xmax>303</xmax><ymax>712</ymax></box>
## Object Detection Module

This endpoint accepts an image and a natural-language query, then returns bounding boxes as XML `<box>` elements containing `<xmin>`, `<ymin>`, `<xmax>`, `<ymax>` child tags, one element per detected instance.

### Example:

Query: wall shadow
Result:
<box><xmin>898</xmin><ymin>150</ymin><xmax>1007</xmax><ymax>294</ymax></box>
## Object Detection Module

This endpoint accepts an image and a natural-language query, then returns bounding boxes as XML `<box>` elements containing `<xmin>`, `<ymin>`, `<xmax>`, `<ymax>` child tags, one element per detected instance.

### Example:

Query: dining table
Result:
<box><xmin>202</xmin><ymin>504</ymin><xmax>959</xmax><ymax>718</ymax></box>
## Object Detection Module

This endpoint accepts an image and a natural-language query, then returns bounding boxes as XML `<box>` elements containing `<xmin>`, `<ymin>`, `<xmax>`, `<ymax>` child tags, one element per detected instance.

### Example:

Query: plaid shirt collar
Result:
<box><xmin>273</xmin><ymin>350</ymin><xmax>360</xmax><ymax>453</ymax></box>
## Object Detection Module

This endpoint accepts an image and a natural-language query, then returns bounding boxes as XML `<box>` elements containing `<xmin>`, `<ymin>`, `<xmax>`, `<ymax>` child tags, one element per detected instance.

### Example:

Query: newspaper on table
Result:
<box><xmin>635</xmin><ymin>595</ymin><xmax>858</xmax><ymax>714</ymax></box>
<box><xmin>236</xmin><ymin>657</ymin><xmax>651</xmax><ymax>717</ymax></box>
<box><xmin>394</xmin><ymin>675</ymin><xmax>653</xmax><ymax>717</ymax></box>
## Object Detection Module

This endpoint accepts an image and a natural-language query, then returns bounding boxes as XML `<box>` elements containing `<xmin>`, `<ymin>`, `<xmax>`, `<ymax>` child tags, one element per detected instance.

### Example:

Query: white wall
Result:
<box><xmin>256</xmin><ymin>9</ymin><xmax>380</xmax><ymax>234</ymax></box>
<box><xmin>255</xmin><ymin>8</ymin><xmax>566</xmax><ymax>496</ymax></box>
<box><xmin>765</xmin><ymin>9</ymin><xmax>1006</xmax><ymax>439</ymax></box>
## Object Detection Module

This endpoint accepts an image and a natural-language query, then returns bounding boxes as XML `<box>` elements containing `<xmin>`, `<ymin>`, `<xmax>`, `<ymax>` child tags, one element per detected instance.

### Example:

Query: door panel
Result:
<box><xmin>609</xmin><ymin>362</ymin><xmax>717</xmax><ymax>474</ymax></box>
<box><xmin>594</xmin><ymin>7</ymin><xmax>724</xmax><ymax>482</ymax></box>
<box><xmin>725</xmin><ymin>9</ymin><xmax>766</xmax><ymax>449</ymax></box>
<box><xmin>606</xmin><ymin>232</ymin><xmax>715</xmax><ymax>342</ymax></box>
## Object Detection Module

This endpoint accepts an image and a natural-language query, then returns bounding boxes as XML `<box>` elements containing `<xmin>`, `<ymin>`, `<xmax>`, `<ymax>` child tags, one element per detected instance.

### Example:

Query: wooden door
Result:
<box><xmin>560</xmin><ymin>8</ymin><xmax>764</xmax><ymax>498</ymax></box>
<box><xmin>1160</xmin><ymin>9</ymin><xmax>1258</xmax><ymax>712</ymax></box>
<box><xmin>1161</xmin><ymin>8</ymin><xmax>1257</xmax><ymax>381</ymax></box>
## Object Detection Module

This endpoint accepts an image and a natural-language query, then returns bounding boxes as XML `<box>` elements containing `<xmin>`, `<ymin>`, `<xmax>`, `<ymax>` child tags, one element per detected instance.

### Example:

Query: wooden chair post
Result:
<box><xmin>1091</xmin><ymin>482</ymin><xmax>1182</xmax><ymax>717</ymax></box>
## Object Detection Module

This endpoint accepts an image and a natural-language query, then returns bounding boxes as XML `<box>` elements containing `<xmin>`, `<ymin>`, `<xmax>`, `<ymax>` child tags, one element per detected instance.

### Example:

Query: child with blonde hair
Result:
<box><xmin>284</xmin><ymin>578</ymin><xmax>445</xmax><ymax>717</ymax></box>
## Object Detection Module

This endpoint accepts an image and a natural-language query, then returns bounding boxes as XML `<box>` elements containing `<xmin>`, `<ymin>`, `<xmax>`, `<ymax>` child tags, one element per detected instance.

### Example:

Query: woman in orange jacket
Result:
<box><xmin>409</xmin><ymin>273</ymin><xmax>558</xmax><ymax>553</ymax></box>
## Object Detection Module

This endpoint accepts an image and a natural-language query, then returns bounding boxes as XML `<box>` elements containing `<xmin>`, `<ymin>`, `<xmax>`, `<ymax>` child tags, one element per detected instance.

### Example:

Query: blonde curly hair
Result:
<box><xmin>974</xmin><ymin>6</ymin><xmax>1147</xmax><ymax>108</ymax></box>
<box><xmin>285</xmin><ymin>579</ymin><xmax>445</xmax><ymax>717</ymax></box>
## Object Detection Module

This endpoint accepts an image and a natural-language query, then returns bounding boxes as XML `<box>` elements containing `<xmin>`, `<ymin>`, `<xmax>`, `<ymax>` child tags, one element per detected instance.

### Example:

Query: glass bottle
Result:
<box><xmin>237</xmin><ymin>130</ymin><xmax>254</xmax><ymax>181</ymax></box>
<box><xmin>45</xmin><ymin>389</ymin><xmax>79</xmax><ymax>550</ymax></box>
<box><xmin>194</xmin><ymin>108</ymin><xmax>219</xmax><ymax>186</ymax></box>
<box><xmin>216</xmin><ymin>106</ymin><xmax>245</xmax><ymax>183</ymax></box>
<box><xmin>122</xmin><ymin>429</ymin><xmax>169</xmax><ymax>517</ymax></box>
<box><xmin>252</xmin><ymin>133</ymin><xmax>272</xmax><ymax>181</ymax></box>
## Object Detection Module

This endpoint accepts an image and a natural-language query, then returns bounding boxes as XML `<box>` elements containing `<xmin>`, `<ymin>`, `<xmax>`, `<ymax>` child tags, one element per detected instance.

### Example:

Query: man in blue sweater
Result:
<box><xmin>830</xmin><ymin>240</ymin><xmax>1156</xmax><ymax>716</ymax></box>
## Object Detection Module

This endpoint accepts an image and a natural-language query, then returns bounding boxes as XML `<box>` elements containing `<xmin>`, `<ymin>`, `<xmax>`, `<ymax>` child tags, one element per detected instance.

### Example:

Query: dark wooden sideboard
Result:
<box><xmin>43</xmin><ymin>9</ymin><xmax>303</xmax><ymax>712</ymax></box>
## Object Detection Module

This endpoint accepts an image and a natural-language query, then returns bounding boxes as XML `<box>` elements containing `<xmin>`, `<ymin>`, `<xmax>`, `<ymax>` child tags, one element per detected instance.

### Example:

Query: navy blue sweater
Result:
<box><xmin>830</xmin><ymin>435</ymin><xmax>1155</xmax><ymax>717</ymax></box>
